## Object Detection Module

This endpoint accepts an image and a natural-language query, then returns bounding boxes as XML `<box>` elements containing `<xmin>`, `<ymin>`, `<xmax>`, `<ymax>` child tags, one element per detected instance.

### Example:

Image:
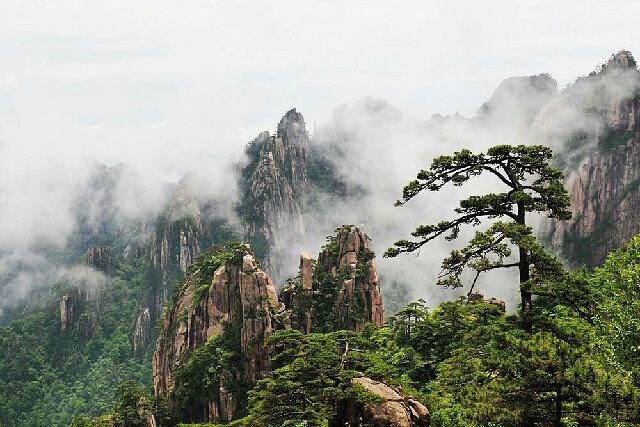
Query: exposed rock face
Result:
<box><xmin>152</xmin><ymin>226</ymin><xmax>389</xmax><ymax>422</ymax></box>
<box><xmin>152</xmin><ymin>247</ymin><xmax>280</xmax><ymax>423</ymax></box>
<box><xmin>143</xmin><ymin>173</ymin><xmax>239</xmax><ymax>356</ymax></box>
<box><xmin>132</xmin><ymin>308</ymin><xmax>151</xmax><ymax>356</ymax></box>
<box><xmin>241</xmin><ymin>109</ymin><xmax>308</xmax><ymax>282</ymax></box>
<box><xmin>149</xmin><ymin>182</ymin><xmax>204</xmax><ymax>322</ymax></box>
<box><xmin>123</xmin><ymin>242</ymin><xmax>145</xmax><ymax>260</ymax></box>
<box><xmin>59</xmin><ymin>286</ymin><xmax>103</xmax><ymax>337</ymax></box>
<box><xmin>280</xmin><ymin>225</ymin><xmax>385</xmax><ymax>332</ymax></box>
<box><xmin>59</xmin><ymin>291</ymin><xmax>76</xmax><ymax>333</ymax></box>
<box><xmin>331</xmin><ymin>225</ymin><xmax>384</xmax><ymax>330</ymax></box>
<box><xmin>59</xmin><ymin>246</ymin><xmax>107</xmax><ymax>336</ymax></box>
<box><xmin>467</xmin><ymin>291</ymin><xmax>506</xmax><ymax>311</ymax></box>
<box><xmin>274</xmin><ymin>108</ymin><xmax>309</xmax><ymax>194</ymax></box>
<box><xmin>136</xmin><ymin>396</ymin><xmax>157</xmax><ymax>427</ymax></box>
<box><xmin>536</xmin><ymin>50</ymin><xmax>640</xmax><ymax>267</ymax></box>
<box><xmin>331</xmin><ymin>377</ymin><xmax>430</xmax><ymax>427</ymax></box>
<box><xmin>243</xmin><ymin>151</ymin><xmax>305</xmax><ymax>278</ymax></box>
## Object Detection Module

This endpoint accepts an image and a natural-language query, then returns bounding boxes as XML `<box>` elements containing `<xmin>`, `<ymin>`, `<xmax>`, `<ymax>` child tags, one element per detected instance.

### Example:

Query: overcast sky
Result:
<box><xmin>1</xmin><ymin>0</ymin><xmax>639</xmax><ymax>178</ymax></box>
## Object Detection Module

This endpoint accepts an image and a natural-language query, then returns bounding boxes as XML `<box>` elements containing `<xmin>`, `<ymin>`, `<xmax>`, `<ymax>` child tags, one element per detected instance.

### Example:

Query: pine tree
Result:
<box><xmin>385</xmin><ymin>144</ymin><xmax>571</xmax><ymax>312</ymax></box>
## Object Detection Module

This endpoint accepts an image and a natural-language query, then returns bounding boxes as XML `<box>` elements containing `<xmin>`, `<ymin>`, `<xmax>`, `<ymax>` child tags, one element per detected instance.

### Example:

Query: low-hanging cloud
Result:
<box><xmin>272</xmin><ymin>71</ymin><xmax>573</xmax><ymax>314</ymax></box>
<box><xmin>2</xmin><ymin>49</ymin><xmax>637</xmax><ymax>318</ymax></box>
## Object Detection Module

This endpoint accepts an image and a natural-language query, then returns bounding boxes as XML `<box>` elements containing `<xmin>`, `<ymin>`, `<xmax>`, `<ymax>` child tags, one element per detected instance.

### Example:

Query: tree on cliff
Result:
<box><xmin>384</xmin><ymin>144</ymin><xmax>571</xmax><ymax>312</ymax></box>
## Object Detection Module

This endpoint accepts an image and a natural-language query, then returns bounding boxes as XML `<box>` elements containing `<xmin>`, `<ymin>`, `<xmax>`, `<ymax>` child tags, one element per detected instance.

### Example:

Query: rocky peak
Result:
<box><xmin>242</xmin><ymin>150</ymin><xmax>305</xmax><ymax>280</ymax></box>
<box><xmin>85</xmin><ymin>245</ymin><xmax>114</xmax><ymax>276</ymax></box>
<box><xmin>280</xmin><ymin>225</ymin><xmax>385</xmax><ymax>333</ymax></box>
<box><xmin>149</xmin><ymin>180</ymin><xmax>204</xmax><ymax>321</ymax></box>
<box><xmin>59</xmin><ymin>285</ymin><xmax>102</xmax><ymax>337</ymax></box>
<box><xmin>320</xmin><ymin>225</ymin><xmax>385</xmax><ymax>331</ymax></box>
<box><xmin>241</xmin><ymin>110</ymin><xmax>310</xmax><ymax>281</ymax></box>
<box><xmin>599</xmin><ymin>50</ymin><xmax>637</xmax><ymax>73</ymax></box>
<box><xmin>476</xmin><ymin>74</ymin><xmax>557</xmax><ymax>131</ymax></box>
<box><xmin>59</xmin><ymin>249</ymin><xmax>107</xmax><ymax>336</ymax></box>
<box><xmin>273</xmin><ymin>108</ymin><xmax>309</xmax><ymax>194</ymax></box>
<box><xmin>132</xmin><ymin>308</ymin><xmax>151</xmax><ymax>356</ymax></box>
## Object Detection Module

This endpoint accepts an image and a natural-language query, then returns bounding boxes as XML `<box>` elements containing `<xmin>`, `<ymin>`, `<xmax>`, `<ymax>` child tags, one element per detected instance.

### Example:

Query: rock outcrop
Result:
<box><xmin>152</xmin><ymin>246</ymin><xmax>280</xmax><ymax>423</ymax></box>
<box><xmin>331</xmin><ymin>377</ymin><xmax>430</xmax><ymax>426</ymax></box>
<box><xmin>145</xmin><ymin>173</ymin><xmax>240</xmax><ymax>355</ymax></box>
<box><xmin>280</xmin><ymin>225</ymin><xmax>385</xmax><ymax>333</ymax></box>
<box><xmin>132</xmin><ymin>308</ymin><xmax>151</xmax><ymax>356</ymax></box>
<box><xmin>152</xmin><ymin>225</ymin><xmax>391</xmax><ymax>422</ymax></box>
<box><xmin>467</xmin><ymin>291</ymin><xmax>506</xmax><ymax>311</ymax></box>
<box><xmin>535</xmin><ymin>50</ymin><xmax>640</xmax><ymax>267</ymax></box>
<box><xmin>59</xmin><ymin>283</ymin><xmax>103</xmax><ymax>337</ymax></box>
<box><xmin>59</xmin><ymin>246</ymin><xmax>108</xmax><ymax>336</ymax></box>
<box><xmin>150</xmin><ymin>182</ymin><xmax>204</xmax><ymax>317</ymax></box>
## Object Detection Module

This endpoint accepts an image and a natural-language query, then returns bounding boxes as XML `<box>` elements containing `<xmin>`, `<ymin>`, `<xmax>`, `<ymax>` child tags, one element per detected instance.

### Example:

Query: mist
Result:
<box><xmin>1</xmin><ymin>54</ymin><xmax>631</xmax><ymax>317</ymax></box>
<box><xmin>1</xmin><ymin>0</ymin><xmax>638</xmax><ymax>317</ymax></box>
<box><xmin>286</xmin><ymin>95</ymin><xmax>537</xmax><ymax>312</ymax></box>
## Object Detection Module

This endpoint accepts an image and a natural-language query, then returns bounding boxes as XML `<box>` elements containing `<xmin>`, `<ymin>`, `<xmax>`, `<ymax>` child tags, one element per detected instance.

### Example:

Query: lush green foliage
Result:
<box><xmin>71</xmin><ymin>381</ymin><xmax>170</xmax><ymax>427</ymax></box>
<box><xmin>0</xmin><ymin>242</ymin><xmax>153</xmax><ymax>426</ymax></box>
<box><xmin>229</xmin><ymin>246</ymin><xmax>640</xmax><ymax>426</ymax></box>
<box><xmin>12</xmin><ymin>231</ymin><xmax>640</xmax><ymax>426</ymax></box>
<box><xmin>6</xmin><ymin>139</ymin><xmax>640</xmax><ymax>427</ymax></box>
<box><xmin>238</xmin><ymin>328</ymin><xmax>388</xmax><ymax>426</ymax></box>
<box><xmin>386</xmin><ymin>261</ymin><xmax>640</xmax><ymax>426</ymax></box>
<box><xmin>591</xmin><ymin>235</ymin><xmax>640</xmax><ymax>370</ymax></box>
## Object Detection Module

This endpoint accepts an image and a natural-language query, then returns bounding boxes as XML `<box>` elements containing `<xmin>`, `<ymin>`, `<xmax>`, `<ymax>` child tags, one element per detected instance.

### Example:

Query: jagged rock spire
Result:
<box><xmin>241</xmin><ymin>109</ymin><xmax>309</xmax><ymax>281</ymax></box>
<box><xmin>280</xmin><ymin>225</ymin><xmax>385</xmax><ymax>333</ymax></box>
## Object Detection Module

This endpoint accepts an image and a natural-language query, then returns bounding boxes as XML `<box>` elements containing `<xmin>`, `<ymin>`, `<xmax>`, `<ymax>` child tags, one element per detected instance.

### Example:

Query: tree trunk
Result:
<box><xmin>517</xmin><ymin>201</ymin><xmax>532</xmax><ymax>312</ymax></box>
<box><xmin>555</xmin><ymin>383</ymin><xmax>562</xmax><ymax>427</ymax></box>
<box><xmin>520</xmin><ymin>245</ymin><xmax>531</xmax><ymax>312</ymax></box>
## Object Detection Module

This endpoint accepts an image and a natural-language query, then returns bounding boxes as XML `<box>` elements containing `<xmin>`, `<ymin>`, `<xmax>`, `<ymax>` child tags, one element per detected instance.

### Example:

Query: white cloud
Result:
<box><xmin>0</xmin><ymin>0</ymin><xmax>639</xmax><ymax>313</ymax></box>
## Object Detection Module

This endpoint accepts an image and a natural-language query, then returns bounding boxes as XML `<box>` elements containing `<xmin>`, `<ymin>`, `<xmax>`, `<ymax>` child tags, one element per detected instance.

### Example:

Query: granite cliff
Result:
<box><xmin>58</xmin><ymin>245</ymin><xmax>112</xmax><ymax>337</ymax></box>
<box><xmin>139</xmin><ymin>174</ymin><xmax>238</xmax><ymax>354</ymax></box>
<box><xmin>152</xmin><ymin>244</ymin><xmax>280</xmax><ymax>422</ymax></box>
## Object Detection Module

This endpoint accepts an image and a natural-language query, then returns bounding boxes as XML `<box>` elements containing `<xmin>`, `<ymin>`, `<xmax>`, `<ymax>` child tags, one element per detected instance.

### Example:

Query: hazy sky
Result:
<box><xmin>1</xmin><ymin>0</ymin><xmax>640</xmax><ymax>314</ymax></box>
<box><xmin>1</xmin><ymin>0</ymin><xmax>639</xmax><ymax>178</ymax></box>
